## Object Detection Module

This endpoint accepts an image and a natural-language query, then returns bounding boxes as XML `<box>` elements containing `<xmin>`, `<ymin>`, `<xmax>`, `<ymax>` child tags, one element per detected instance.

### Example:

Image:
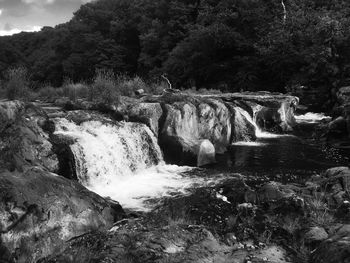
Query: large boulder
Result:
<box><xmin>311</xmin><ymin>224</ymin><xmax>350</xmax><ymax>263</ymax></box>
<box><xmin>337</xmin><ymin>86</ymin><xmax>350</xmax><ymax>105</ymax></box>
<box><xmin>229</xmin><ymin>105</ymin><xmax>256</xmax><ymax>142</ymax></box>
<box><xmin>0</xmin><ymin>168</ymin><xmax>121</xmax><ymax>263</ymax></box>
<box><xmin>0</xmin><ymin>102</ymin><xmax>58</xmax><ymax>172</ymax></box>
<box><xmin>197</xmin><ymin>99</ymin><xmax>231</xmax><ymax>153</ymax></box>
<box><xmin>126</xmin><ymin>102</ymin><xmax>163</xmax><ymax>136</ymax></box>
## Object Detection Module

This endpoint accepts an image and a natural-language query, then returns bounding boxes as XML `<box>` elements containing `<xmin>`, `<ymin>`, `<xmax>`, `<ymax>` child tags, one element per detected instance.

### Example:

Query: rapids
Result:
<box><xmin>54</xmin><ymin>118</ymin><xmax>201</xmax><ymax>211</ymax></box>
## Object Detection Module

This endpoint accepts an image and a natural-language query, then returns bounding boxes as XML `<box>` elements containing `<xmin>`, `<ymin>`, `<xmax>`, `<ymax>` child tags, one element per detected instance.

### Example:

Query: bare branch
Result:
<box><xmin>281</xmin><ymin>0</ymin><xmax>287</xmax><ymax>24</ymax></box>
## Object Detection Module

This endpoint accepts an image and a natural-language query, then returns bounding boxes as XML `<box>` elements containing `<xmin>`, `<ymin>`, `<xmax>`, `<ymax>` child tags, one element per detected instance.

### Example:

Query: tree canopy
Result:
<box><xmin>1</xmin><ymin>0</ymin><xmax>350</xmax><ymax>94</ymax></box>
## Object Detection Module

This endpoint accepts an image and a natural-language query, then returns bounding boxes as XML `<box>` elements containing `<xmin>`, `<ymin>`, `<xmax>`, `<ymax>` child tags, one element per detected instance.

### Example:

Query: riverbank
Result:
<box><xmin>0</xmin><ymin>92</ymin><xmax>349</xmax><ymax>262</ymax></box>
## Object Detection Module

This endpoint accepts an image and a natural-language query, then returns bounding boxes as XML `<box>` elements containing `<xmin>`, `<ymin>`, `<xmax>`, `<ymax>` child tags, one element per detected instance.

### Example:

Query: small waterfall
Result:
<box><xmin>295</xmin><ymin>112</ymin><xmax>331</xmax><ymax>124</ymax></box>
<box><xmin>54</xmin><ymin>116</ymin><xmax>197</xmax><ymax>211</ymax></box>
<box><xmin>235</xmin><ymin>106</ymin><xmax>279</xmax><ymax>139</ymax></box>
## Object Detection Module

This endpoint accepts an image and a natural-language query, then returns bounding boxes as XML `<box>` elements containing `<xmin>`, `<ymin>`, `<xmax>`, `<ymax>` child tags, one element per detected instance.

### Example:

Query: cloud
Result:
<box><xmin>0</xmin><ymin>9</ymin><xmax>2</xmax><ymax>16</ymax></box>
<box><xmin>0</xmin><ymin>25</ymin><xmax>42</xmax><ymax>36</ymax></box>
<box><xmin>22</xmin><ymin>0</ymin><xmax>55</xmax><ymax>4</ymax></box>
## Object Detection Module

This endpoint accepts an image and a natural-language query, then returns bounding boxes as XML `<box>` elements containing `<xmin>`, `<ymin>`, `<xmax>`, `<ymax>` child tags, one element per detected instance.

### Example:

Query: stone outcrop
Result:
<box><xmin>311</xmin><ymin>224</ymin><xmax>350</xmax><ymax>263</ymax></box>
<box><xmin>143</xmin><ymin>92</ymin><xmax>297</xmax><ymax>165</ymax></box>
<box><xmin>0</xmin><ymin>168</ymin><xmax>121</xmax><ymax>263</ymax></box>
<box><xmin>0</xmin><ymin>102</ymin><xmax>58</xmax><ymax>172</ymax></box>
<box><xmin>52</xmin><ymin>91</ymin><xmax>298</xmax><ymax>166</ymax></box>
<box><xmin>0</xmin><ymin>101</ymin><xmax>124</xmax><ymax>263</ymax></box>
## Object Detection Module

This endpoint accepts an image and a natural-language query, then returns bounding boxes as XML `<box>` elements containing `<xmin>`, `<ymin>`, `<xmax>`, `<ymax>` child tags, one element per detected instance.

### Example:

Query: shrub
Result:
<box><xmin>90</xmin><ymin>69</ymin><xmax>119</xmax><ymax>104</ymax></box>
<box><xmin>63</xmin><ymin>81</ymin><xmax>89</xmax><ymax>101</ymax></box>
<box><xmin>116</xmin><ymin>75</ymin><xmax>148</xmax><ymax>96</ymax></box>
<box><xmin>5</xmin><ymin>67</ymin><xmax>29</xmax><ymax>100</ymax></box>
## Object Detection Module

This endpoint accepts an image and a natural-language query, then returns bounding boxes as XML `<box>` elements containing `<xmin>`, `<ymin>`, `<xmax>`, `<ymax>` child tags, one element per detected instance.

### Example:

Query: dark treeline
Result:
<box><xmin>1</xmin><ymin>0</ymin><xmax>350</xmax><ymax>94</ymax></box>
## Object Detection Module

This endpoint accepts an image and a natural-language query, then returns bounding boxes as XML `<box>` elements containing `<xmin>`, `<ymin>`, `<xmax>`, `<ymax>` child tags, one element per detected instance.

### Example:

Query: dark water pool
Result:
<box><xmin>211</xmin><ymin>126</ymin><xmax>350</xmax><ymax>183</ymax></box>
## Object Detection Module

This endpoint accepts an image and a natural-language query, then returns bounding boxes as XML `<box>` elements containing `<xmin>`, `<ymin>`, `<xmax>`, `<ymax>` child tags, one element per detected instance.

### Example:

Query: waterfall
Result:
<box><xmin>295</xmin><ymin>112</ymin><xmax>331</xmax><ymax>124</ymax></box>
<box><xmin>54</xmin><ymin>116</ymin><xmax>197</xmax><ymax>211</ymax></box>
<box><xmin>234</xmin><ymin>106</ymin><xmax>280</xmax><ymax>139</ymax></box>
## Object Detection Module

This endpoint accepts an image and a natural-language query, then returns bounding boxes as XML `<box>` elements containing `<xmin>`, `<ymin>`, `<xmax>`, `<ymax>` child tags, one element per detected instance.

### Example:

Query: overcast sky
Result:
<box><xmin>0</xmin><ymin>0</ymin><xmax>92</xmax><ymax>36</ymax></box>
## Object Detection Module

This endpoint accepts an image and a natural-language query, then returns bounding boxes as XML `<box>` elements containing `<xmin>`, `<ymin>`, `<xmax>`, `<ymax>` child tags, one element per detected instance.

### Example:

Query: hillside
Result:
<box><xmin>1</xmin><ymin>0</ymin><xmax>350</xmax><ymax>100</ymax></box>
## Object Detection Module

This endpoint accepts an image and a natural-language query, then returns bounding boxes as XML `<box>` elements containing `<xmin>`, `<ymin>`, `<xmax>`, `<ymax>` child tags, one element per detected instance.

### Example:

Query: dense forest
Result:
<box><xmin>1</xmin><ymin>0</ymin><xmax>350</xmax><ymax>97</ymax></box>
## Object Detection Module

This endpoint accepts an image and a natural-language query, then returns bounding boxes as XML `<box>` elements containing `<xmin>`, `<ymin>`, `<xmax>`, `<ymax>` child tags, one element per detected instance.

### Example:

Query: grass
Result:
<box><xmin>307</xmin><ymin>192</ymin><xmax>335</xmax><ymax>227</ymax></box>
<box><xmin>4</xmin><ymin>66</ymin><xmax>30</xmax><ymax>101</ymax></box>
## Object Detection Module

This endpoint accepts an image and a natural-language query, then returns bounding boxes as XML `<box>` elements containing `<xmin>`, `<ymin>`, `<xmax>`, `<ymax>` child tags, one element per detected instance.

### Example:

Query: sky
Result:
<box><xmin>0</xmin><ymin>0</ymin><xmax>93</xmax><ymax>36</ymax></box>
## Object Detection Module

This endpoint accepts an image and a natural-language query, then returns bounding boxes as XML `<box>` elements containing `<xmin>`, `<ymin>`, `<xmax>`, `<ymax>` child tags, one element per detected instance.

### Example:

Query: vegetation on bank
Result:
<box><xmin>1</xmin><ymin>0</ymin><xmax>350</xmax><ymax>102</ymax></box>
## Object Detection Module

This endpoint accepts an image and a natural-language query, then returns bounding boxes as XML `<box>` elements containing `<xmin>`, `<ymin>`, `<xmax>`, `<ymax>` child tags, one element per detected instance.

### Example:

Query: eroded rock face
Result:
<box><xmin>0</xmin><ymin>168</ymin><xmax>120</xmax><ymax>263</ymax></box>
<box><xmin>127</xmin><ymin>102</ymin><xmax>163</xmax><ymax>136</ymax></box>
<box><xmin>0</xmin><ymin>101</ymin><xmax>58</xmax><ymax>172</ymax></box>
<box><xmin>55</xmin><ymin>92</ymin><xmax>298</xmax><ymax>166</ymax></box>
<box><xmin>0</xmin><ymin>101</ymin><xmax>124</xmax><ymax>263</ymax></box>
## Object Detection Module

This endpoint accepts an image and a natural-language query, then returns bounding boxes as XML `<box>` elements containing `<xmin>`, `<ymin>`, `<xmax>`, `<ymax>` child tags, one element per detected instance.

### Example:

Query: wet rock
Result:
<box><xmin>127</xmin><ymin>102</ymin><xmax>163</xmax><ymax>136</ymax></box>
<box><xmin>304</xmin><ymin>226</ymin><xmax>328</xmax><ymax>244</ymax></box>
<box><xmin>256</xmin><ymin>106</ymin><xmax>283</xmax><ymax>132</ymax></box>
<box><xmin>311</xmin><ymin>224</ymin><xmax>350</xmax><ymax>263</ymax></box>
<box><xmin>0</xmin><ymin>168</ymin><xmax>121</xmax><ymax>263</ymax></box>
<box><xmin>197</xmin><ymin>99</ymin><xmax>231</xmax><ymax>153</ymax></box>
<box><xmin>197</xmin><ymin>139</ymin><xmax>216</xmax><ymax>167</ymax></box>
<box><xmin>230</xmin><ymin>105</ymin><xmax>256</xmax><ymax>142</ymax></box>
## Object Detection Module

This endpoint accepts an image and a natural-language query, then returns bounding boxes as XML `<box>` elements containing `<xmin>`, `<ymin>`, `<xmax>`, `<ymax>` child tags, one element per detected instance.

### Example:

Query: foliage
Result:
<box><xmin>90</xmin><ymin>69</ymin><xmax>119</xmax><ymax>104</ymax></box>
<box><xmin>1</xmin><ymin>0</ymin><xmax>350</xmax><ymax>101</ymax></box>
<box><xmin>5</xmin><ymin>67</ymin><xmax>29</xmax><ymax>100</ymax></box>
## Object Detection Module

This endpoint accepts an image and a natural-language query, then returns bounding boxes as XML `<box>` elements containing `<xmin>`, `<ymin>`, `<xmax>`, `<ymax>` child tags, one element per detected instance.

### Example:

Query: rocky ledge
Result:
<box><xmin>56</xmin><ymin>91</ymin><xmax>298</xmax><ymax>166</ymax></box>
<box><xmin>0</xmin><ymin>101</ymin><xmax>124</xmax><ymax>262</ymax></box>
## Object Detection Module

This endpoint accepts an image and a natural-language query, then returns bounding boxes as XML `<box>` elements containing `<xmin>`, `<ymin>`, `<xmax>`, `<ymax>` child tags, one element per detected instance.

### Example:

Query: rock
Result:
<box><xmin>0</xmin><ymin>103</ymin><xmax>58</xmax><ymax>172</ymax></box>
<box><xmin>0</xmin><ymin>168</ymin><xmax>122</xmax><ymax>263</ymax></box>
<box><xmin>337</xmin><ymin>86</ymin><xmax>350</xmax><ymax>105</ymax></box>
<box><xmin>135</xmin><ymin>89</ymin><xmax>144</xmax><ymax>96</ymax></box>
<box><xmin>258</xmin><ymin>182</ymin><xmax>304</xmax><ymax>213</ymax></box>
<box><xmin>324</xmin><ymin>167</ymin><xmax>350</xmax><ymax>192</ymax></box>
<box><xmin>258</xmin><ymin>182</ymin><xmax>296</xmax><ymax>202</ymax></box>
<box><xmin>127</xmin><ymin>102</ymin><xmax>163</xmax><ymax>136</ymax></box>
<box><xmin>304</xmin><ymin>226</ymin><xmax>328</xmax><ymax>244</ymax></box>
<box><xmin>197</xmin><ymin>139</ymin><xmax>216</xmax><ymax>167</ymax></box>
<box><xmin>217</xmin><ymin>178</ymin><xmax>257</xmax><ymax>205</ymax></box>
<box><xmin>230</xmin><ymin>105</ymin><xmax>256</xmax><ymax>142</ymax></box>
<box><xmin>250</xmin><ymin>245</ymin><xmax>290</xmax><ymax>263</ymax></box>
<box><xmin>311</xmin><ymin>224</ymin><xmax>350</xmax><ymax>263</ymax></box>
<box><xmin>255</xmin><ymin>106</ymin><xmax>283</xmax><ymax>132</ymax></box>
<box><xmin>326</xmin><ymin>116</ymin><xmax>348</xmax><ymax>139</ymax></box>
<box><xmin>197</xmin><ymin>99</ymin><xmax>232</xmax><ymax>153</ymax></box>
<box><xmin>0</xmin><ymin>100</ymin><xmax>24</xmax><ymax>133</ymax></box>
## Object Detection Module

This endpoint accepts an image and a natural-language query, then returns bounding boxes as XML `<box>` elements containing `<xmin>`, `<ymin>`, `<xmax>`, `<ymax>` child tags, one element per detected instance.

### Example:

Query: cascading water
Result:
<box><xmin>295</xmin><ymin>112</ymin><xmax>331</xmax><ymax>124</ymax></box>
<box><xmin>234</xmin><ymin>107</ymin><xmax>280</xmax><ymax>140</ymax></box>
<box><xmin>54</xmin><ymin>116</ymin><xmax>198</xmax><ymax>211</ymax></box>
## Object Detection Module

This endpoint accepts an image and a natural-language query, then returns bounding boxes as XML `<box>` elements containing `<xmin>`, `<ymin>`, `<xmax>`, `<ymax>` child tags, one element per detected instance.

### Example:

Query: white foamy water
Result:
<box><xmin>237</xmin><ymin>107</ymin><xmax>283</xmax><ymax>139</ymax></box>
<box><xmin>54</xmin><ymin>117</ymin><xmax>200</xmax><ymax>211</ymax></box>
<box><xmin>295</xmin><ymin>112</ymin><xmax>331</xmax><ymax>124</ymax></box>
<box><xmin>231</xmin><ymin>141</ymin><xmax>267</xmax><ymax>147</ymax></box>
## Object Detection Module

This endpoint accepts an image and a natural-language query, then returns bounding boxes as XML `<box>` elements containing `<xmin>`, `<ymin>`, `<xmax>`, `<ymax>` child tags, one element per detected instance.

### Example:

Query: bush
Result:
<box><xmin>90</xmin><ymin>69</ymin><xmax>119</xmax><ymax>104</ymax></box>
<box><xmin>116</xmin><ymin>75</ymin><xmax>148</xmax><ymax>96</ymax></box>
<box><xmin>5</xmin><ymin>67</ymin><xmax>29</xmax><ymax>100</ymax></box>
<box><xmin>63</xmin><ymin>81</ymin><xmax>89</xmax><ymax>101</ymax></box>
